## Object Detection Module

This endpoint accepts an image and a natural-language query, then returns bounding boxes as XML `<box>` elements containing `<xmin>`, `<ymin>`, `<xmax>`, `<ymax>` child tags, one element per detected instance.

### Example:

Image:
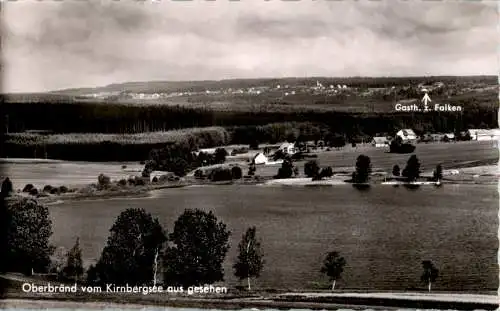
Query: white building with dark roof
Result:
<box><xmin>467</xmin><ymin>129</ymin><xmax>500</xmax><ymax>141</ymax></box>
<box><xmin>396</xmin><ymin>129</ymin><xmax>417</xmax><ymax>143</ymax></box>
<box><xmin>372</xmin><ymin>136</ymin><xmax>389</xmax><ymax>147</ymax></box>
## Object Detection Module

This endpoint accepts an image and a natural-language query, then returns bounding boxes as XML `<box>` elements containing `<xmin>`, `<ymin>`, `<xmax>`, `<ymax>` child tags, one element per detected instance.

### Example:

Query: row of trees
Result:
<box><xmin>86</xmin><ymin>208</ymin><xmax>265</xmax><ymax>289</ymax></box>
<box><xmin>0</xmin><ymin>183</ymin><xmax>264</xmax><ymax>289</ymax></box>
<box><xmin>321</xmin><ymin>252</ymin><xmax>439</xmax><ymax>292</ymax></box>
<box><xmin>282</xmin><ymin>153</ymin><xmax>441</xmax><ymax>185</ymax></box>
<box><xmin>2</xmin><ymin>101</ymin><xmax>498</xmax><ymax>136</ymax></box>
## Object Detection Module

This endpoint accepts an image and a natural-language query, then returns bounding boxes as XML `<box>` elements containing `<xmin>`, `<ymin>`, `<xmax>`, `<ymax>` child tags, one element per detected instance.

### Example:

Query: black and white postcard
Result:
<box><xmin>1</xmin><ymin>0</ymin><xmax>498</xmax><ymax>310</ymax></box>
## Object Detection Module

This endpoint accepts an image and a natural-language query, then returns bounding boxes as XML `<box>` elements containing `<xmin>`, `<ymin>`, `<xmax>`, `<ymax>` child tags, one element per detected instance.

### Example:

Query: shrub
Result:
<box><xmin>97</xmin><ymin>174</ymin><xmax>111</xmax><ymax>187</ymax></box>
<box><xmin>304</xmin><ymin>160</ymin><xmax>320</xmax><ymax>178</ymax></box>
<box><xmin>392</xmin><ymin>165</ymin><xmax>401</xmax><ymax>176</ymax></box>
<box><xmin>58</xmin><ymin>186</ymin><xmax>68</xmax><ymax>194</ymax></box>
<box><xmin>43</xmin><ymin>185</ymin><xmax>54</xmax><ymax>193</ymax></box>
<box><xmin>402</xmin><ymin>155</ymin><xmax>421</xmax><ymax>181</ymax></box>
<box><xmin>118</xmin><ymin>179</ymin><xmax>127</xmax><ymax>186</ymax></box>
<box><xmin>433</xmin><ymin>164</ymin><xmax>443</xmax><ymax>181</ymax></box>
<box><xmin>127</xmin><ymin>176</ymin><xmax>136</xmax><ymax>185</ymax></box>
<box><xmin>141</xmin><ymin>169</ymin><xmax>151</xmax><ymax>178</ymax></box>
<box><xmin>214</xmin><ymin>148</ymin><xmax>228</xmax><ymax>164</ymax></box>
<box><xmin>247</xmin><ymin>163</ymin><xmax>256</xmax><ymax>176</ymax></box>
<box><xmin>121</xmin><ymin>165</ymin><xmax>127</xmax><ymax>169</ymax></box>
<box><xmin>276</xmin><ymin>159</ymin><xmax>294</xmax><ymax>179</ymax></box>
<box><xmin>134</xmin><ymin>178</ymin><xmax>146</xmax><ymax>186</ymax></box>
<box><xmin>22</xmin><ymin>184</ymin><xmax>35</xmax><ymax>193</ymax></box>
<box><xmin>353</xmin><ymin>155</ymin><xmax>372</xmax><ymax>183</ymax></box>
<box><xmin>152</xmin><ymin>176</ymin><xmax>158</xmax><ymax>183</ymax></box>
<box><xmin>29</xmin><ymin>188</ymin><xmax>39</xmax><ymax>196</ymax></box>
<box><xmin>50</xmin><ymin>187</ymin><xmax>60</xmax><ymax>195</ymax></box>
<box><xmin>159</xmin><ymin>173</ymin><xmax>175</xmax><ymax>183</ymax></box>
<box><xmin>210</xmin><ymin>168</ymin><xmax>233</xmax><ymax>182</ymax></box>
<box><xmin>231</xmin><ymin>166</ymin><xmax>243</xmax><ymax>179</ymax></box>
<box><xmin>194</xmin><ymin>169</ymin><xmax>204</xmax><ymax>179</ymax></box>
<box><xmin>320</xmin><ymin>167</ymin><xmax>333</xmax><ymax>178</ymax></box>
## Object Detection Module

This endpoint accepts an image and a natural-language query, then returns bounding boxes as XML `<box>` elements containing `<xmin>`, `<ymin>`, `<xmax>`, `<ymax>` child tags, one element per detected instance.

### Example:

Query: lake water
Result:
<box><xmin>47</xmin><ymin>184</ymin><xmax>499</xmax><ymax>292</ymax></box>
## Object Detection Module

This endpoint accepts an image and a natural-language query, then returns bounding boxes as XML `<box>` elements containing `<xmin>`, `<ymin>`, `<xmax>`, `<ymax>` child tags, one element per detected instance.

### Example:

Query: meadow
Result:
<box><xmin>3</xmin><ymin>141</ymin><xmax>497</xmax><ymax>191</ymax></box>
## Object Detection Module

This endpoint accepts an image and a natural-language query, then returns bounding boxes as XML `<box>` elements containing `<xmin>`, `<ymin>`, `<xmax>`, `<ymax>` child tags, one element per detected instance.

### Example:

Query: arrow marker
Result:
<box><xmin>422</xmin><ymin>92</ymin><xmax>431</xmax><ymax>111</ymax></box>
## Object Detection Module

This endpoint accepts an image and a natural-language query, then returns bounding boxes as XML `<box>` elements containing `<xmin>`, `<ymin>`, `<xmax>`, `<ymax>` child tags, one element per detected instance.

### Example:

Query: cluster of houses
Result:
<box><xmin>371</xmin><ymin>128</ymin><xmax>500</xmax><ymax>147</ymax></box>
<box><xmin>195</xmin><ymin>127</ymin><xmax>499</xmax><ymax>169</ymax></box>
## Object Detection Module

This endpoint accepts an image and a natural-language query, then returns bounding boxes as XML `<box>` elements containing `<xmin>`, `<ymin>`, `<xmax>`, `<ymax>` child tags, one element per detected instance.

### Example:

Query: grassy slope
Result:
<box><xmin>1</xmin><ymin>276</ymin><xmax>497</xmax><ymax>310</ymax></box>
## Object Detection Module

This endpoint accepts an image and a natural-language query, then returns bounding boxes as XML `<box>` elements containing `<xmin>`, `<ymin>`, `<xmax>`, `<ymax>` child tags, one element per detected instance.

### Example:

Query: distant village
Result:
<box><xmin>73</xmin><ymin>80</ymin><xmax>494</xmax><ymax>101</ymax></box>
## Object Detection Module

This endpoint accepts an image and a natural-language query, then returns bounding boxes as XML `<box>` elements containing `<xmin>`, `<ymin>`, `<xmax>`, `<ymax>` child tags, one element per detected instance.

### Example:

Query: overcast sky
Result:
<box><xmin>2</xmin><ymin>0</ymin><xmax>498</xmax><ymax>93</ymax></box>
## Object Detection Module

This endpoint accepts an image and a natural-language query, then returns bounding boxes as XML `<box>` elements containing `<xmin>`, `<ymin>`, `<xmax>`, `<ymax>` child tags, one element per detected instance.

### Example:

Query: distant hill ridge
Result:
<box><xmin>44</xmin><ymin>75</ymin><xmax>496</xmax><ymax>96</ymax></box>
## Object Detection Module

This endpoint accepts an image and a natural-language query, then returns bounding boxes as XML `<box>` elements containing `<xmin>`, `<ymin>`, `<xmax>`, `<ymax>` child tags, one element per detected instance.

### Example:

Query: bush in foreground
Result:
<box><xmin>87</xmin><ymin>208</ymin><xmax>166</xmax><ymax>286</ymax></box>
<box><xmin>163</xmin><ymin>209</ymin><xmax>231</xmax><ymax>287</ymax></box>
<box><xmin>5</xmin><ymin>198</ymin><xmax>55</xmax><ymax>274</ymax></box>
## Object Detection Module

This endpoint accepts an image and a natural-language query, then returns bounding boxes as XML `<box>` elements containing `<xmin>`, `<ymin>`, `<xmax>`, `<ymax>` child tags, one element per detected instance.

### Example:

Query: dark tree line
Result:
<box><xmin>145</xmin><ymin>144</ymin><xmax>229</xmax><ymax>177</ymax></box>
<box><xmin>2</xmin><ymin>101</ymin><xmax>496</xmax><ymax>135</ymax></box>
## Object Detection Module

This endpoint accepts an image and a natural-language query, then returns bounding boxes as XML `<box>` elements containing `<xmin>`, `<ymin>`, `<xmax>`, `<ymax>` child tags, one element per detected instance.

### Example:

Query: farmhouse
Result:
<box><xmin>443</xmin><ymin>133</ymin><xmax>455</xmax><ymax>142</ymax></box>
<box><xmin>431</xmin><ymin>134</ymin><xmax>445</xmax><ymax>141</ymax></box>
<box><xmin>467</xmin><ymin>129</ymin><xmax>500</xmax><ymax>141</ymax></box>
<box><xmin>278</xmin><ymin>142</ymin><xmax>296</xmax><ymax>155</ymax></box>
<box><xmin>371</xmin><ymin>137</ymin><xmax>389</xmax><ymax>147</ymax></box>
<box><xmin>396</xmin><ymin>129</ymin><xmax>417</xmax><ymax>143</ymax></box>
<box><xmin>252</xmin><ymin>153</ymin><xmax>269</xmax><ymax>165</ymax></box>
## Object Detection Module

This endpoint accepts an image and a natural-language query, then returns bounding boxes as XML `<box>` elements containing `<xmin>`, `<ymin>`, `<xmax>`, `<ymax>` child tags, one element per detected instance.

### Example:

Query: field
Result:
<box><xmin>1</xmin><ymin>159</ymin><xmax>143</xmax><ymax>189</ymax></box>
<box><xmin>250</xmin><ymin>141</ymin><xmax>499</xmax><ymax>178</ymax></box>
<box><xmin>3</xmin><ymin>141</ymin><xmax>497</xmax><ymax>191</ymax></box>
<box><xmin>5</xmin><ymin>127</ymin><xmax>229</xmax><ymax>145</ymax></box>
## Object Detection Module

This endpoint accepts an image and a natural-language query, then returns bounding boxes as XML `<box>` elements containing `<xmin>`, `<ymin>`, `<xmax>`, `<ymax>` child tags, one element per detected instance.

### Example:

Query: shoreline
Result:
<box><xmin>24</xmin><ymin>174</ymin><xmax>496</xmax><ymax>205</ymax></box>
